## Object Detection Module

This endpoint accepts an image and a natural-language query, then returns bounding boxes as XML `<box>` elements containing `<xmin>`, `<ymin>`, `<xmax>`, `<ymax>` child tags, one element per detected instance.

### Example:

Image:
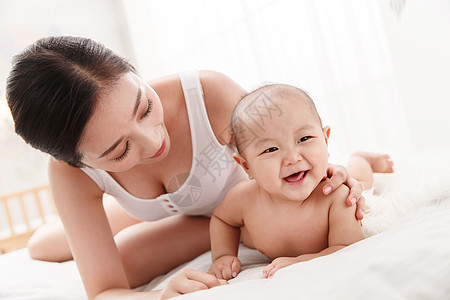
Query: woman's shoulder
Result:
<box><xmin>48</xmin><ymin>158</ymin><xmax>103</xmax><ymax>198</ymax></box>
<box><xmin>198</xmin><ymin>70</ymin><xmax>246</xmax><ymax>107</ymax></box>
<box><xmin>199</xmin><ymin>70</ymin><xmax>246</xmax><ymax>145</ymax></box>
<box><xmin>148</xmin><ymin>70</ymin><xmax>246</xmax><ymax>145</ymax></box>
<box><xmin>147</xmin><ymin>72</ymin><xmax>183</xmax><ymax>101</ymax></box>
<box><xmin>147</xmin><ymin>69</ymin><xmax>245</xmax><ymax>99</ymax></box>
<box><xmin>147</xmin><ymin>69</ymin><xmax>245</xmax><ymax>107</ymax></box>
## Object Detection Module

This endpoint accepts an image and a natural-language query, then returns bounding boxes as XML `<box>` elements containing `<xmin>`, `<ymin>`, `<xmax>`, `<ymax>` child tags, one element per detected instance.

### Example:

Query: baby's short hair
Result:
<box><xmin>230</xmin><ymin>83</ymin><xmax>321</xmax><ymax>154</ymax></box>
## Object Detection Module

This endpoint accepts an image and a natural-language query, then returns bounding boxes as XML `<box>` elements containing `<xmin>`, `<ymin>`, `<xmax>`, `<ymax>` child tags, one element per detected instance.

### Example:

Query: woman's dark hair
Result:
<box><xmin>6</xmin><ymin>36</ymin><xmax>136</xmax><ymax>167</ymax></box>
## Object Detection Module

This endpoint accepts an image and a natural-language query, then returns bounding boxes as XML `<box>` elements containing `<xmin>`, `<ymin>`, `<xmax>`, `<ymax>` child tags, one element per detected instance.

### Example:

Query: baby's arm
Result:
<box><xmin>208</xmin><ymin>184</ymin><xmax>246</xmax><ymax>280</ymax></box>
<box><xmin>264</xmin><ymin>186</ymin><xmax>364</xmax><ymax>278</ymax></box>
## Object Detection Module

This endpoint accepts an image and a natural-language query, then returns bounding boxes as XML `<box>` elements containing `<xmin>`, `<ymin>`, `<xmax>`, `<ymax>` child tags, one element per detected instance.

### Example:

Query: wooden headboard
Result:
<box><xmin>0</xmin><ymin>185</ymin><xmax>56</xmax><ymax>254</ymax></box>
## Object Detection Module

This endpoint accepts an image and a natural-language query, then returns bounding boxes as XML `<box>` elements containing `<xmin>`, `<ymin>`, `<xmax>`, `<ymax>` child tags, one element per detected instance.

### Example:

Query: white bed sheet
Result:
<box><xmin>178</xmin><ymin>193</ymin><xmax>450</xmax><ymax>299</ymax></box>
<box><xmin>1</xmin><ymin>154</ymin><xmax>450</xmax><ymax>300</ymax></box>
<box><xmin>0</xmin><ymin>249</ymin><xmax>84</xmax><ymax>300</ymax></box>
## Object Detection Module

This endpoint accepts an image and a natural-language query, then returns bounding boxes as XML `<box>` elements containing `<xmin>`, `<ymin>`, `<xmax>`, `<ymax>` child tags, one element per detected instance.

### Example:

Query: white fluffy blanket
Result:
<box><xmin>362</xmin><ymin>153</ymin><xmax>450</xmax><ymax>237</ymax></box>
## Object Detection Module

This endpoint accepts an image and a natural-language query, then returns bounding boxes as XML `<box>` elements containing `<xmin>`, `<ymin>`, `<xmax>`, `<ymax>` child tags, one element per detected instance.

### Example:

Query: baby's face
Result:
<box><xmin>238</xmin><ymin>97</ymin><xmax>330</xmax><ymax>203</ymax></box>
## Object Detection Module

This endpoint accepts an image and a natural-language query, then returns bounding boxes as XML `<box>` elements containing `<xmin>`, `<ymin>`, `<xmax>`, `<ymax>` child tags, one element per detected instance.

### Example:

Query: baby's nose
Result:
<box><xmin>283</xmin><ymin>150</ymin><xmax>303</xmax><ymax>165</ymax></box>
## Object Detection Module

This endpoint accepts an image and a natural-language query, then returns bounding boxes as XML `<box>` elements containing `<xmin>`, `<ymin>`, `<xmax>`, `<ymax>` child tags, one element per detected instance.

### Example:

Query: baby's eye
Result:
<box><xmin>298</xmin><ymin>136</ymin><xmax>312</xmax><ymax>143</ymax></box>
<box><xmin>262</xmin><ymin>147</ymin><xmax>278</xmax><ymax>154</ymax></box>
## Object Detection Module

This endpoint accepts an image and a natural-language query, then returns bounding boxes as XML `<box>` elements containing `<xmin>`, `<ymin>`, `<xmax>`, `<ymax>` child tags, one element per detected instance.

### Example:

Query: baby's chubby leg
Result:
<box><xmin>352</xmin><ymin>151</ymin><xmax>394</xmax><ymax>173</ymax></box>
<box><xmin>347</xmin><ymin>152</ymin><xmax>394</xmax><ymax>190</ymax></box>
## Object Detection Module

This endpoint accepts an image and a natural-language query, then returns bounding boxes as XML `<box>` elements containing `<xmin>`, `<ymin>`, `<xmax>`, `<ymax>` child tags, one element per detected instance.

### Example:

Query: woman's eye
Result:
<box><xmin>262</xmin><ymin>147</ymin><xmax>278</xmax><ymax>154</ymax></box>
<box><xmin>298</xmin><ymin>136</ymin><xmax>312</xmax><ymax>143</ymax></box>
<box><xmin>142</xmin><ymin>99</ymin><xmax>153</xmax><ymax>118</ymax></box>
<box><xmin>115</xmin><ymin>141</ymin><xmax>130</xmax><ymax>162</ymax></box>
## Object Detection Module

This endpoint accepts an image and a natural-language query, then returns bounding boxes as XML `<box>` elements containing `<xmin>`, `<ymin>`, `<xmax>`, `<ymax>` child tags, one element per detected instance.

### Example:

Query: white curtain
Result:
<box><xmin>120</xmin><ymin>0</ymin><xmax>411</xmax><ymax>164</ymax></box>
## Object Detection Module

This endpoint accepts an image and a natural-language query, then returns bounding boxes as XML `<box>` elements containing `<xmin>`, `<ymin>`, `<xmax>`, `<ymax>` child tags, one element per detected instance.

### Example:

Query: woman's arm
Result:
<box><xmin>48</xmin><ymin>159</ymin><xmax>131</xmax><ymax>299</ymax></box>
<box><xmin>49</xmin><ymin>160</ymin><xmax>225</xmax><ymax>299</ymax></box>
<box><xmin>95</xmin><ymin>269</ymin><xmax>226</xmax><ymax>300</ymax></box>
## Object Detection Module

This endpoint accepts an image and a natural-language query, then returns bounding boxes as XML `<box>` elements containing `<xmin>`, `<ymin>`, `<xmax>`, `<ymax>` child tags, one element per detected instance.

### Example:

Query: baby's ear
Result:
<box><xmin>233</xmin><ymin>153</ymin><xmax>254</xmax><ymax>180</ymax></box>
<box><xmin>322</xmin><ymin>126</ymin><xmax>331</xmax><ymax>145</ymax></box>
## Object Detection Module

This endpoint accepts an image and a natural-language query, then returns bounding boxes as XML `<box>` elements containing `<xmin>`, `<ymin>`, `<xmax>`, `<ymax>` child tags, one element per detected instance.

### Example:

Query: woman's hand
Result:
<box><xmin>324</xmin><ymin>163</ymin><xmax>365</xmax><ymax>220</ymax></box>
<box><xmin>160</xmin><ymin>269</ymin><xmax>227</xmax><ymax>299</ymax></box>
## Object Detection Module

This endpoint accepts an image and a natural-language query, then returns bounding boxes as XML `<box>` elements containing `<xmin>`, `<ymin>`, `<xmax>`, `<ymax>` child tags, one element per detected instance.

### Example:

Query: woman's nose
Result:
<box><xmin>138</xmin><ymin>126</ymin><xmax>161</xmax><ymax>149</ymax></box>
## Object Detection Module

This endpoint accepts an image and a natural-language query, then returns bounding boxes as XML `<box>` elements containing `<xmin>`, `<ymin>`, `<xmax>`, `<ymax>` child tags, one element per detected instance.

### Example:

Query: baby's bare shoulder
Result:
<box><xmin>312</xmin><ymin>179</ymin><xmax>350</xmax><ymax>206</ymax></box>
<box><xmin>230</xmin><ymin>180</ymin><xmax>259</xmax><ymax>198</ymax></box>
<box><xmin>326</xmin><ymin>180</ymin><xmax>350</xmax><ymax>207</ymax></box>
<box><xmin>214</xmin><ymin>180</ymin><xmax>260</xmax><ymax>219</ymax></box>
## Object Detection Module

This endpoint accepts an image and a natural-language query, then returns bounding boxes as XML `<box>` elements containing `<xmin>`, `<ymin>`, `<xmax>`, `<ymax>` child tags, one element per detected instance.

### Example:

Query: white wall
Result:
<box><xmin>121</xmin><ymin>0</ymin><xmax>450</xmax><ymax>164</ymax></box>
<box><xmin>1</xmin><ymin>0</ymin><xmax>449</xmax><ymax>195</ymax></box>
<box><xmin>378</xmin><ymin>0</ymin><xmax>450</xmax><ymax>154</ymax></box>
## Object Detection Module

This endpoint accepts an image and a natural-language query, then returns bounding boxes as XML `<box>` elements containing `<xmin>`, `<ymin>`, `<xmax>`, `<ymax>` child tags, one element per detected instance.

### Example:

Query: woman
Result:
<box><xmin>6</xmin><ymin>36</ymin><xmax>365</xmax><ymax>299</ymax></box>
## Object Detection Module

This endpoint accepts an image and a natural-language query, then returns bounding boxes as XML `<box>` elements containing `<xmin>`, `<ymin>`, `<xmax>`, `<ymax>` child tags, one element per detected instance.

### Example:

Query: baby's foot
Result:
<box><xmin>352</xmin><ymin>151</ymin><xmax>394</xmax><ymax>173</ymax></box>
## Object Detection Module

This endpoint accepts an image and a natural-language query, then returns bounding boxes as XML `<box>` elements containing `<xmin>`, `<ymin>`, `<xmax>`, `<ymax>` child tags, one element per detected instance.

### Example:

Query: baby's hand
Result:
<box><xmin>263</xmin><ymin>257</ymin><xmax>300</xmax><ymax>279</ymax></box>
<box><xmin>208</xmin><ymin>255</ymin><xmax>241</xmax><ymax>280</ymax></box>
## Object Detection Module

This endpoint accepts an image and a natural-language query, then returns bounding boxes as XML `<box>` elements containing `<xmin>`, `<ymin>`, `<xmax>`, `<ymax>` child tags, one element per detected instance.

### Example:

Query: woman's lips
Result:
<box><xmin>151</xmin><ymin>139</ymin><xmax>166</xmax><ymax>158</ymax></box>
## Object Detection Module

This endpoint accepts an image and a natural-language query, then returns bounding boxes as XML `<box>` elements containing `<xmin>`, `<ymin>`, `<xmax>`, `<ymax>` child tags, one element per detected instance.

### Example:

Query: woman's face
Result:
<box><xmin>79</xmin><ymin>72</ymin><xmax>170</xmax><ymax>172</ymax></box>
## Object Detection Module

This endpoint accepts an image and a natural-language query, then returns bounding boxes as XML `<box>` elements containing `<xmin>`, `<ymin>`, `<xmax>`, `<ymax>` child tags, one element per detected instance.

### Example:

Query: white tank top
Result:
<box><xmin>81</xmin><ymin>70</ymin><xmax>247</xmax><ymax>221</ymax></box>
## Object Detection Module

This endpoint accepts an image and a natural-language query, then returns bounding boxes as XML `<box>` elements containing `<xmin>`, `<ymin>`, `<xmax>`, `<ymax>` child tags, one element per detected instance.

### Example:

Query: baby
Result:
<box><xmin>208</xmin><ymin>84</ymin><xmax>393</xmax><ymax>279</ymax></box>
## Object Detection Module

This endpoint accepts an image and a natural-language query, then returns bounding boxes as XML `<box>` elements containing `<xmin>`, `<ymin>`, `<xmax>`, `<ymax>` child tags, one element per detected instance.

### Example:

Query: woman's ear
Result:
<box><xmin>233</xmin><ymin>153</ymin><xmax>254</xmax><ymax>180</ymax></box>
<box><xmin>323</xmin><ymin>126</ymin><xmax>331</xmax><ymax>146</ymax></box>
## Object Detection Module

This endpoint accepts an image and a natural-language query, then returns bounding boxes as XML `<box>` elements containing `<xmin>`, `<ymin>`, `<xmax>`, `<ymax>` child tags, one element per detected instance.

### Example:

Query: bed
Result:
<box><xmin>1</xmin><ymin>153</ymin><xmax>450</xmax><ymax>300</ymax></box>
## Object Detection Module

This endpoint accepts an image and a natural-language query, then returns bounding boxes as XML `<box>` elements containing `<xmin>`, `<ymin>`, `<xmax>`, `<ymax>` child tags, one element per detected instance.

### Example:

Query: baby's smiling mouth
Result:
<box><xmin>283</xmin><ymin>170</ymin><xmax>308</xmax><ymax>183</ymax></box>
